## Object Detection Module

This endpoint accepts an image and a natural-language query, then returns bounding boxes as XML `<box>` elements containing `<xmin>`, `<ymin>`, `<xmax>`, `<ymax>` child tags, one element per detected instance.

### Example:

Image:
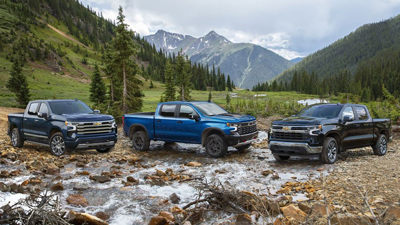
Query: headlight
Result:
<box><xmin>309</xmin><ymin>125</ymin><xmax>322</xmax><ymax>135</ymax></box>
<box><xmin>112</xmin><ymin>120</ymin><xmax>117</xmax><ymax>129</ymax></box>
<box><xmin>227</xmin><ymin>123</ymin><xmax>238</xmax><ymax>132</ymax></box>
<box><xmin>65</xmin><ymin>121</ymin><xmax>78</xmax><ymax>131</ymax></box>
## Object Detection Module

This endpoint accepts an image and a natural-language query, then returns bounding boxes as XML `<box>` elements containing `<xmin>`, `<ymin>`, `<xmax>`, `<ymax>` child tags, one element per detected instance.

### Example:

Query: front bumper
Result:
<box><xmin>225</xmin><ymin>131</ymin><xmax>258</xmax><ymax>147</ymax></box>
<box><xmin>65</xmin><ymin>133</ymin><xmax>117</xmax><ymax>150</ymax></box>
<box><xmin>269</xmin><ymin>140</ymin><xmax>323</xmax><ymax>156</ymax></box>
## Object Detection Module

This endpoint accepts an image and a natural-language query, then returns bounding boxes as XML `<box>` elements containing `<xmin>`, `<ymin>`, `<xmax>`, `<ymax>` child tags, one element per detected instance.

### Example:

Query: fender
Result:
<box><xmin>201</xmin><ymin>127</ymin><xmax>225</xmax><ymax>147</ymax></box>
<box><xmin>129</xmin><ymin>124</ymin><xmax>149</xmax><ymax>139</ymax></box>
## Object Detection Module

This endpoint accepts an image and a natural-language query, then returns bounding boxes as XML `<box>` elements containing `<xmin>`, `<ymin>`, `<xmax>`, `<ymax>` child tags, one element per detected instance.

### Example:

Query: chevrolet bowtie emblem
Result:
<box><xmin>94</xmin><ymin>122</ymin><xmax>101</xmax><ymax>125</ymax></box>
<box><xmin>282</xmin><ymin>126</ymin><xmax>290</xmax><ymax>131</ymax></box>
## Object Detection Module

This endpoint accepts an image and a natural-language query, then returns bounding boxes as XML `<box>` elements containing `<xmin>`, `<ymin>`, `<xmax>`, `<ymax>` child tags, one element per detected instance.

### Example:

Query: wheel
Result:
<box><xmin>132</xmin><ymin>131</ymin><xmax>150</xmax><ymax>151</ymax></box>
<box><xmin>96</xmin><ymin>148</ymin><xmax>112</xmax><ymax>153</ymax></box>
<box><xmin>273</xmin><ymin>154</ymin><xmax>290</xmax><ymax>161</ymax></box>
<box><xmin>205</xmin><ymin>134</ymin><xmax>227</xmax><ymax>158</ymax></box>
<box><xmin>49</xmin><ymin>132</ymin><xmax>66</xmax><ymax>156</ymax></box>
<box><xmin>320</xmin><ymin>137</ymin><xmax>338</xmax><ymax>164</ymax></box>
<box><xmin>235</xmin><ymin>144</ymin><xmax>251</xmax><ymax>153</ymax></box>
<box><xmin>372</xmin><ymin>134</ymin><xmax>388</xmax><ymax>156</ymax></box>
<box><xmin>10</xmin><ymin>128</ymin><xmax>24</xmax><ymax>148</ymax></box>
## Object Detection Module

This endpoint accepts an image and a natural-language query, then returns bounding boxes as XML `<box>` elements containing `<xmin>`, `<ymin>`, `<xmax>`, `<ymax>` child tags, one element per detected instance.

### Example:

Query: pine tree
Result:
<box><xmin>112</xmin><ymin>6</ymin><xmax>140</xmax><ymax>113</ymax></box>
<box><xmin>176</xmin><ymin>52</ymin><xmax>191</xmax><ymax>101</ymax></box>
<box><xmin>163</xmin><ymin>60</ymin><xmax>175</xmax><ymax>101</ymax></box>
<box><xmin>89</xmin><ymin>64</ymin><xmax>106</xmax><ymax>105</ymax></box>
<box><xmin>6</xmin><ymin>60</ymin><xmax>30</xmax><ymax>106</ymax></box>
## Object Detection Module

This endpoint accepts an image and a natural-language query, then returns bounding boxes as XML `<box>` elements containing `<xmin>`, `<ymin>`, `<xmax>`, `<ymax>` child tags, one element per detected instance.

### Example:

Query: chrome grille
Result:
<box><xmin>76</xmin><ymin>120</ymin><xmax>113</xmax><ymax>135</ymax></box>
<box><xmin>237</xmin><ymin>122</ymin><xmax>257</xmax><ymax>135</ymax></box>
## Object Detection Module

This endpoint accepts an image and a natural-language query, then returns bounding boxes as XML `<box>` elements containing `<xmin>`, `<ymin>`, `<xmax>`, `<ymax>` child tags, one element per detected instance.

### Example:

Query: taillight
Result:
<box><xmin>122</xmin><ymin>116</ymin><xmax>125</xmax><ymax>127</ymax></box>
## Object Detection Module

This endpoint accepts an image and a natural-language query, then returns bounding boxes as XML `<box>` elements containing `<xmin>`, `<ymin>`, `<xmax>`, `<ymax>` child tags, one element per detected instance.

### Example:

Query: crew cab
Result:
<box><xmin>268</xmin><ymin>103</ymin><xmax>391</xmax><ymax>164</ymax></box>
<box><xmin>7</xmin><ymin>99</ymin><xmax>118</xmax><ymax>156</ymax></box>
<box><xmin>123</xmin><ymin>101</ymin><xmax>258</xmax><ymax>157</ymax></box>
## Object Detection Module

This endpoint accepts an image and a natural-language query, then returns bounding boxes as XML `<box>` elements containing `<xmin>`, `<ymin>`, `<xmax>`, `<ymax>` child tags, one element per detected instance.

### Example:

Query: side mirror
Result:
<box><xmin>38</xmin><ymin>112</ymin><xmax>48</xmax><ymax>119</ymax></box>
<box><xmin>343</xmin><ymin>115</ymin><xmax>354</xmax><ymax>123</ymax></box>
<box><xmin>189</xmin><ymin>114</ymin><xmax>200</xmax><ymax>122</ymax></box>
<box><xmin>94</xmin><ymin>110</ymin><xmax>100</xmax><ymax>114</ymax></box>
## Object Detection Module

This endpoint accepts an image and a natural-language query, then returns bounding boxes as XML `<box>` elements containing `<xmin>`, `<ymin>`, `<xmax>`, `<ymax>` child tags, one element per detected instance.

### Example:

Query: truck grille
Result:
<box><xmin>237</xmin><ymin>122</ymin><xmax>257</xmax><ymax>135</ymax></box>
<box><xmin>76</xmin><ymin>120</ymin><xmax>114</xmax><ymax>135</ymax></box>
<box><xmin>273</xmin><ymin>132</ymin><xmax>306</xmax><ymax>140</ymax></box>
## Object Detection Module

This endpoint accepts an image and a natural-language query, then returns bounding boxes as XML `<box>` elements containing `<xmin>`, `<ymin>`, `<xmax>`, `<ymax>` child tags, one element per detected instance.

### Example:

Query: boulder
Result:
<box><xmin>159</xmin><ymin>211</ymin><xmax>174</xmax><ymax>222</ymax></box>
<box><xmin>281</xmin><ymin>204</ymin><xmax>307</xmax><ymax>222</ymax></box>
<box><xmin>66</xmin><ymin>194</ymin><xmax>89</xmax><ymax>206</ymax></box>
<box><xmin>68</xmin><ymin>210</ymin><xmax>108</xmax><ymax>225</ymax></box>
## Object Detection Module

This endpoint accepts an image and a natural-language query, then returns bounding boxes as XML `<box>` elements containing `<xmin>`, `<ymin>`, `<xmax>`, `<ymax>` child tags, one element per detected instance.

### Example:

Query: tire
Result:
<box><xmin>132</xmin><ymin>131</ymin><xmax>150</xmax><ymax>151</ymax></box>
<box><xmin>372</xmin><ymin>134</ymin><xmax>388</xmax><ymax>156</ymax></box>
<box><xmin>320</xmin><ymin>137</ymin><xmax>338</xmax><ymax>164</ymax></box>
<box><xmin>96</xmin><ymin>148</ymin><xmax>112</xmax><ymax>153</ymax></box>
<box><xmin>49</xmin><ymin>132</ymin><xmax>66</xmax><ymax>156</ymax></box>
<box><xmin>10</xmin><ymin>128</ymin><xmax>24</xmax><ymax>148</ymax></box>
<box><xmin>205</xmin><ymin>134</ymin><xmax>228</xmax><ymax>158</ymax></box>
<box><xmin>235</xmin><ymin>144</ymin><xmax>251</xmax><ymax>153</ymax></box>
<box><xmin>273</xmin><ymin>154</ymin><xmax>290</xmax><ymax>161</ymax></box>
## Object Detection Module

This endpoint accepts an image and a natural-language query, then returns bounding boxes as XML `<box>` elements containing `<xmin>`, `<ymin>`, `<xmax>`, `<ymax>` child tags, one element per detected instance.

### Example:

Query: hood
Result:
<box><xmin>207</xmin><ymin>113</ymin><xmax>256</xmax><ymax>123</ymax></box>
<box><xmin>273</xmin><ymin>116</ymin><xmax>323</xmax><ymax>126</ymax></box>
<box><xmin>62</xmin><ymin>113</ymin><xmax>114</xmax><ymax>122</ymax></box>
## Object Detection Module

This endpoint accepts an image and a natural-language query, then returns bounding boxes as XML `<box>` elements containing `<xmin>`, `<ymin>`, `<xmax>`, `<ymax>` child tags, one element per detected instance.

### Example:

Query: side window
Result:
<box><xmin>355</xmin><ymin>106</ymin><xmax>368</xmax><ymax>120</ymax></box>
<box><xmin>179</xmin><ymin>105</ymin><xmax>196</xmax><ymax>118</ymax></box>
<box><xmin>28</xmin><ymin>103</ymin><xmax>39</xmax><ymax>115</ymax></box>
<box><xmin>38</xmin><ymin>103</ymin><xmax>49</xmax><ymax>114</ymax></box>
<box><xmin>160</xmin><ymin>105</ymin><xmax>176</xmax><ymax>117</ymax></box>
<box><xmin>342</xmin><ymin>106</ymin><xmax>354</xmax><ymax>120</ymax></box>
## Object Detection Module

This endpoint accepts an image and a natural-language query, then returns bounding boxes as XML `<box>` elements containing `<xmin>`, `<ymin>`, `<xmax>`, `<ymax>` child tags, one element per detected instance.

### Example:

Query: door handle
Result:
<box><xmin>156</xmin><ymin>120</ymin><xmax>161</xmax><ymax>123</ymax></box>
<box><xmin>177</xmin><ymin>121</ymin><xmax>182</xmax><ymax>124</ymax></box>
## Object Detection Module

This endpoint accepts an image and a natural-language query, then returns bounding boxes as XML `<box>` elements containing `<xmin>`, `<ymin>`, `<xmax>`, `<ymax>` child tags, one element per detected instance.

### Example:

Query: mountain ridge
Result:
<box><xmin>145</xmin><ymin>30</ymin><xmax>293</xmax><ymax>89</ymax></box>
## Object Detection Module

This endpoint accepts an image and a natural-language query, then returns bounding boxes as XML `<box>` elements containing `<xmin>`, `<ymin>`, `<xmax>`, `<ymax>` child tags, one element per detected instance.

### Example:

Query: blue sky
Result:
<box><xmin>81</xmin><ymin>0</ymin><xmax>400</xmax><ymax>59</ymax></box>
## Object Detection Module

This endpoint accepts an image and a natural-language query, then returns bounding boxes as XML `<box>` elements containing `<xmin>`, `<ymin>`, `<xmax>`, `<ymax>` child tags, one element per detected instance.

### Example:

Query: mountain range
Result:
<box><xmin>145</xmin><ymin>30</ymin><xmax>293</xmax><ymax>89</ymax></box>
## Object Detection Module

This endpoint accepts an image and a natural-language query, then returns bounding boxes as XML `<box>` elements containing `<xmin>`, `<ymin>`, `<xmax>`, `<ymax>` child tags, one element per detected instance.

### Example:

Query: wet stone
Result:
<box><xmin>91</xmin><ymin>175</ymin><xmax>111</xmax><ymax>183</ymax></box>
<box><xmin>66</xmin><ymin>194</ymin><xmax>89</xmax><ymax>206</ymax></box>
<box><xmin>261</xmin><ymin>170</ymin><xmax>274</xmax><ymax>176</ymax></box>
<box><xmin>76</xmin><ymin>162</ymin><xmax>86</xmax><ymax>167</ymax></box>
<box><xmin>95</xmin><ymin>211</ymin><xmax>110</xmax><ymax>221</ymax></box>
<box><xmin>159</xmin><ymin>211</ymin><xmax>174</xmax><ymax>222</ymax></box>
<box><xmin>148</xmin><ymin>216</ymin><xmax>167</xmax><ymax>225</ymax></box>
<box><xmin>74</xmin><ymin>183</ymin><xmax>89</xmax><ymax>190</ymax></box>
<box><xmin>169</xmin><ymin>193</ymin><xmax>181</xmax><ymax>204</ymax></box>
<box><xmin>51</xmin><ymin>182</ymin><xmax>64</xmax><ymax>192</ymax></box>
<box><xmin>235</xmin><ymin>213</ymin><xmax>252</xmax><ymax>225</ymax></box>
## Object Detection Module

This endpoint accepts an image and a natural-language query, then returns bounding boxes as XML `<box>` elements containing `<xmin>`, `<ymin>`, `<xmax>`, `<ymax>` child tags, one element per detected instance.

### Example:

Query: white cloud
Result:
<box><xmin>80</xmin><ymin>0</ymin><xmax>400</xmax><ymax>59</ymax></box>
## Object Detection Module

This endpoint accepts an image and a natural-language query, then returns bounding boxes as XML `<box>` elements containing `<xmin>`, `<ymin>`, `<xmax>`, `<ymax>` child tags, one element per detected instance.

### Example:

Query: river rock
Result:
<box><xmin>68</xmin><ymin>210</ymin><xmax>108</xmax><ymax>225</ymax></box>
<box><xmin>159</xmin><ymin>211</ymin><xmax>174</xmax><ymax>222</ymax></box>
<box><xmin>281</xmin><ymin>204</ymin><xmax>307</xmax><ymax>222</ymax></box>
<box><xmin>148</xmin><ymin>216</ymin><xmax>167</xmax><ymax>225</ymax></box>
<box><xmin>186</xmin><ymin>161</ymin><xmax>201</xmax><ymax>167</ymax></box>
<box><xmin>0</xmin><ymin>182</ymin><xmax>10</xmax><ymax>192</ymax></box>
<box><xmin>74</xmin><ymin>183</ymin><xmax>89</xmax><ymax>190</ymax></box>
<box><xmin>261</xmin><ymin>170</ymin><xmax>274</xmax><ymax>176</ymax></box>
<box><xmin>0</xmin><ymin>171</ymin><xmax>10</xmax><ymax>178</ymax></box>
<box><xmin>310</xmin><ymin>203</ymin><xmax>333</xmax><ymax>217</ymax></box>
<box><xmin>91</xmin><ymin>175</ymin><xmax>111</xmax><ymax>183</ymax></box>
<box><xmin>155</xmin><ymin>169</ymin><xmax>166</xmax><ymax>176</ymax></box>
<box><xmin>298</xmin><ymin>201</ymin><xmax>312</xmax><ymax>214</ymax></box>
<box><xmin>95</xmin><ymin>211</ymin><xmax>110</xmax><ymax>221</ymax></box>
<box><xmin>50</xmin><ymin>182</ymin><xmax>64</xmax><ymax>192</ymax></box>
<box><xmin>46</xmin><ymin>163</ymin><xmax>60</xmax><ymax>175</ymax></box>
<box><xmin>76</xmin><ymin>162</ymin><xmax>86</xmax><ymax>167</ymax></box>
<box><xmin>76</xmin><ymin>170</ymin><xmax>91</xmax><ymax>176</ymax></box>
<box><xmin>66</xmin><ymin>194</ymin><xmax>89</xmax><ymax>206</ymax></box>
<box><xmin>169</xmin><ymin>193</ymin><xmax>180</xmax><ymax>204</ymax></box>
<box><xmin>235</xmin><ymin>213</ymin><xmax>252</xmax><ymax>225</ymax></box>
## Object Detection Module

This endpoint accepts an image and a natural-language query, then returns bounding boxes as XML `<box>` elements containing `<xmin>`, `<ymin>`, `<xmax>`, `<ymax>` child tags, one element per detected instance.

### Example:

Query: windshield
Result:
<box><xmin>192</xmin><ymin>102</ymin><xmax>228</xmax><ymax>116</ymax></box>
<box><xmin>49</xmin><ymin>101</ymin><xmax>93</xmax><ymax>115</ymax></box>
<box><xmin>297</xmin><ymin>104</ymin><xmax>342</xmax><ymax>118</ymax></box>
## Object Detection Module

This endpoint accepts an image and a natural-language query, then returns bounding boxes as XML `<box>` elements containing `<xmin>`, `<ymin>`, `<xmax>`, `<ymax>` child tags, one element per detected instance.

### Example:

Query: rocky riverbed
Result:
<box><xmin>0</xmin><ymin>107</ymin><xmax>399</xmax><ymax>224</ymax></box>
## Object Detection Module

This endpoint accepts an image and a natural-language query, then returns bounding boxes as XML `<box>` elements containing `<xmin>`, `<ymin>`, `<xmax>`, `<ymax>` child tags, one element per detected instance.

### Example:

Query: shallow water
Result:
<box><xmin>0</xmin><ymin>131</ymin><xmax>332</xmax><ymax>224</ymax></box>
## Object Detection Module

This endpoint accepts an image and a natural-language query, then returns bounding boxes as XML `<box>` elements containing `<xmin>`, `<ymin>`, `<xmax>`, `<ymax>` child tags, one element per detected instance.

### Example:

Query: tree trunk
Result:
<box><xmin>123</xmin><ymin>63</ymin><xmax>127</xmax><ymax>113</ymax></box>
<box><xmin>110</xmin><ymin>80</ymin><xmax>114</xmax><ymax>102</ymax></box>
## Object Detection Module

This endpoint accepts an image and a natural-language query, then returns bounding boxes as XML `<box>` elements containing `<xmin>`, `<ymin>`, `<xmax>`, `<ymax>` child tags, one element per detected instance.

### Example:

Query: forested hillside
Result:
<box><xmin>0</xmin><ymin>0</ymin><xmax>233</xmax><ymax>111</ymax></box>
<box><xmin>254</xmin><ymin>14</ymin><xmax>400</xmax><ymax>101</ymax></box>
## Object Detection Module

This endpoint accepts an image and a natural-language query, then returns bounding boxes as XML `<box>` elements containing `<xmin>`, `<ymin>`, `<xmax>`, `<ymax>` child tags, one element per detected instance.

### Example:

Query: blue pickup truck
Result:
<box><xmin>7</xmin><ymin>99</ymin><xmax>118</xmax><ymax>156</ymax></box>
<box><xmin>123</xmin><ymin>101</ymin><xmax>258</xmax><ymax>157</ymax></box>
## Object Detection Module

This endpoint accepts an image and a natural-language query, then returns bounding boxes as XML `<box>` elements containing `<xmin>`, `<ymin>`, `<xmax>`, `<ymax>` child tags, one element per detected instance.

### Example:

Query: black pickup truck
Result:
<box><xmin>268</xmin><ymin>103</ymin><xmax>391</xmax><ymax>164</ymax></box>
<box><xmin>8</xmin><ymin>99</ymin><xmax>118</xmax><ymax>156</ymax></box>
